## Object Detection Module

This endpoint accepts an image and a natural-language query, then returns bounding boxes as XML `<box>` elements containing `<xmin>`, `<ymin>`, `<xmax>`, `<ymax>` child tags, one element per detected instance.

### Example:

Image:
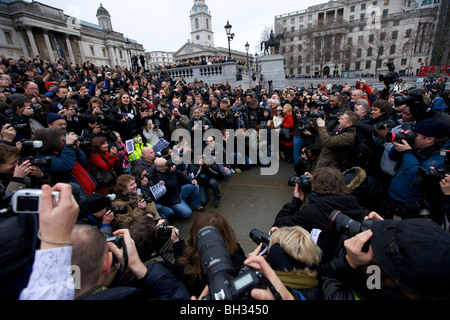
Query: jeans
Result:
<box><xmin>167</xmin><ymin>184</ymin><xmax>202</xmax><ymax>218</ymax></box>
<box><xmin>293</xmin><ymin>136</ymin><xmax>305</xmax><ymax>165</ymax></box>
<box><xmin>218</xmin><ymin>164</ymin><xmax>232</xmax><ymax>177</ymax></box>
<box><xmin>199</xmin><ymin>178</ymin><xmax>221</xmax><ymax>205</ymax></box>
<box><xmin>156</xmin><ymin>204</ymin><xmax>175</xmax><ymax>219</ymax></box>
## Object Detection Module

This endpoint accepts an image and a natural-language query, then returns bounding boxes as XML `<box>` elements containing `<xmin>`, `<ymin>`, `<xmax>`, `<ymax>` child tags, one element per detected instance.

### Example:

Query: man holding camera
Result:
<box><xmin>315</xmin><ymin>111</ymin><xmax>360</xmax><ymax>170</ymax></box>
<box><xmin>273</xmin><ymin>167</ymin><xmax>366</xmax><ymax>262</ymax></box>
<box><xmin>112</xmin><ymin>174</ymin><xmax>161</xmax><ymax>228</ymax></box>
<box><xmin>387</xmin><ymin>118</ymin><xmax>447</xmax><ymax>221</ymax></box>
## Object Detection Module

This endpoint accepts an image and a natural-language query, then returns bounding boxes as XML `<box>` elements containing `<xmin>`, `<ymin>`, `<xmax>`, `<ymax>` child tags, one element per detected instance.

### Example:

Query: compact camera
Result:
<box><xmin>11</xmin><ymin>189</ymin><xmax>60</xmax><ymax>214</ymax></box>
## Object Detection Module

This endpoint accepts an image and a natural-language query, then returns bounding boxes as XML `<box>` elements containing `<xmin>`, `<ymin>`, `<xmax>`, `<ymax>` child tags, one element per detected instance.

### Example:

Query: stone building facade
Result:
<box><xmin>0</xmin><ymin>1</ymin><xmax>145</xmax><ymax>68</ymax></box>
<box><xmin>275</xmin><ymin>0</ymin><xmax>444</xmax><ymax>77</ymax></box>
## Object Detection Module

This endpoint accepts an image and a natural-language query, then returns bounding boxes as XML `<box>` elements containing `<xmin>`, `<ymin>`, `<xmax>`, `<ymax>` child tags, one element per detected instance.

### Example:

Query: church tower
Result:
<box><xmin>96</xmin><ymin>3</ymin><xmax>113</xmax><ymax>32</ymax></box>
<box><xmin>190</xmin><ymin>0</ymin><xmax>214</xmax><ymax>47</ymax></box>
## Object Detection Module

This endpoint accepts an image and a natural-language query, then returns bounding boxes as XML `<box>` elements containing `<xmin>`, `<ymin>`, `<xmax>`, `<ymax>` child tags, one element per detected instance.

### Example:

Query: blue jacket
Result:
<box><xmin>35</xmin><ymin>145</ymin><xmax>97</xmax><ymax>195</ymax></box>
<box><xmin>388</xmin><ymin>148</ymin><xmax>445</xmax><ymax>204</ymax></box>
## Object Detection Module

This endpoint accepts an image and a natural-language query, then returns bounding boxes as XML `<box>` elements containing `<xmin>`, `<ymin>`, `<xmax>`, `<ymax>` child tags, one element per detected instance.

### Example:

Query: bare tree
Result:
<box><xmin>361</xmin><ymin>28</ymin><xmax>397</xmax><ymax>74</ymax></box>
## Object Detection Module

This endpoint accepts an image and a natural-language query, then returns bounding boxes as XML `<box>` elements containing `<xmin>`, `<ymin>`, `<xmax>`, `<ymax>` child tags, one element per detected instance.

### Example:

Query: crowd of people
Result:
<box><xmin>0</xmin><ymin>54</ymin><xmax>449</xmax><ymax>301</ymax></box>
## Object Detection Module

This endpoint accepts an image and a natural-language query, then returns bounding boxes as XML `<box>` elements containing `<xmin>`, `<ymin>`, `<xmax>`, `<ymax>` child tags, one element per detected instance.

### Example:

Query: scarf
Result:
<box><xmin>72</xmin><ymin>161</ymin><xmax>96</xmax><ymax>195</ymax></box>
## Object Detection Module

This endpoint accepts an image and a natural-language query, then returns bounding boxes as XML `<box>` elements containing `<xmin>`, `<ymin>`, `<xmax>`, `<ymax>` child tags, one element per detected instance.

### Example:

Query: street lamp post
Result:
<box><xmin>245</xmin><ymin>41</ymin><xmax>250</xmax><ymax>69</ymax></box>
<box><xmin>224</xmin><ymin>20</ymin><xmax>234</xmax><ymax>60</ymax></box>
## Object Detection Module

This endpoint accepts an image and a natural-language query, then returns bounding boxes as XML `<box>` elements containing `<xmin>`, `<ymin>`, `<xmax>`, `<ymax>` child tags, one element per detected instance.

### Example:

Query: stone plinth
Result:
<box><xmin>260</xmin><ymin>54</ymin><xmax>286</xmax><ymax>92</ymax></box>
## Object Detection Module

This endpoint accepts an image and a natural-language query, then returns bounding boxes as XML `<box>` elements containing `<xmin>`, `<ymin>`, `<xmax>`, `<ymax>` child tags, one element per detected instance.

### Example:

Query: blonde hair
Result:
<box><xmin>269</xmin><ymin>226</ymin><xmax>322</xmax><ymax>274</ymax></box>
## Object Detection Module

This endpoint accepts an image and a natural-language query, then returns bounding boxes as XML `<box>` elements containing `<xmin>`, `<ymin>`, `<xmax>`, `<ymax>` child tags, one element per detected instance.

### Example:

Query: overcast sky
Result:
<box><xmin>36</xmin><ymin>0</ymin><xmax>323</xmax><ymax>54</ymax></box>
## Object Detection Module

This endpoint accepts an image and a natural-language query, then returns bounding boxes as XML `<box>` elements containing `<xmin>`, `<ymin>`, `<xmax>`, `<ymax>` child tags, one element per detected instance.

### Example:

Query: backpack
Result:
<box><xmin>340</xmin><ymin>131</ymin><xmax>374</xmax><ymax>171</ymax></box>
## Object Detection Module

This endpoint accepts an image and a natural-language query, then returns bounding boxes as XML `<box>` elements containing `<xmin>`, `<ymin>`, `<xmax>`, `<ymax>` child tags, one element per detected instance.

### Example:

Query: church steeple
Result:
<box><xmin>190</xmin><ymin>0</ymin><xmax>214</xmax><ymax>47</ymax></box>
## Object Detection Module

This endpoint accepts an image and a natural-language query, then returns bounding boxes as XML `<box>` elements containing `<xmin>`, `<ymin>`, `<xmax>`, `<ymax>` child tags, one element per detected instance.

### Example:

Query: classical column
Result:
<box><xmin>107</xmin><ymin>45</ymin><xmax>117</xmax><ymax>66</ymax></box>
<box><xmin>77</xmin><ymin>37</ymin><xmax>86</xmax><ymax>63</ymax></box>
<box><xmin>115</xmin><ymin>47</ymin><xmax>121</xmax><ymax>66</ymax></box>
<box><xmin>26</xmin><ymin>27</ymin><xmax>40</xmax><ymax>57</ymax></box>
<box><xmin>65</xmin><ymin>35</ymin><xmax>76</xmax><ymax>64</ymax></box>
<box><xmin>42</xmin><ymin>29</ymin><xmax>56</xmax><ymax>62</ymax></box>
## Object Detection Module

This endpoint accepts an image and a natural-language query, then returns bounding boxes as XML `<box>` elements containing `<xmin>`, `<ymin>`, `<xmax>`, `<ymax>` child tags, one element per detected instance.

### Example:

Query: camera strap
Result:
<box><xmin>260</xmin><ymin>275</ymin><xmax>283</xmax><ymax>301</ymax></box>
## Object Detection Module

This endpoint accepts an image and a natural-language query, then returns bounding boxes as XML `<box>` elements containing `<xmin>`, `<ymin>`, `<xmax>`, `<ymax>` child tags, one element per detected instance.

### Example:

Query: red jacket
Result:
<box><xmin>355</xmin><ymin>83</ymin><xmax>373</xmax><ymax>105</ymax></box>
<box><xmin>281</xmin><ymin>114</ymin><xmax>294</xmax><ymax>146</ymax></box>
<box><xmin>90</xmin><ymin>151</ymin><xmax>120</xmax><ymax>172</ymax></box>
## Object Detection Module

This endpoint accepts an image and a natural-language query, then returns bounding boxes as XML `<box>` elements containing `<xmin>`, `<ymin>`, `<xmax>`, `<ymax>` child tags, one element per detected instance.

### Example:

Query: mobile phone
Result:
<box><xmin>11</xmin><ymin>189</ymin><xmax>60</xmax><ymax>214</ymax></box>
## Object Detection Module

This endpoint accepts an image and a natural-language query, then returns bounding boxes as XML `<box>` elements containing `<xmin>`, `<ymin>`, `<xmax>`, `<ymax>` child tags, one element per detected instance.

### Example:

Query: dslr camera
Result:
<box><xmin>157</xmin><ymin>220</ymin><xmax>172</xmax><ymax>240</ymax></box>
<box><xmin>384</xmin><ymin>129</ymin><xmax>416</xmax><ymax>147</ymax></box>
<box><xmin>329</xmin><ymin>210</ymin><xmax>380</xmax><ymax>252</ymax></box>
<box><xmin>107</xmin><ymin>205</ymin><xmax>127</xmax><ymax>216</ymax></box>
<box><xmin>249</xmin><ymin>229</ymin><xmax>271</xmax><ymax>253</ymax></box>
<box><xmin>288</xmin><ymin>174</ymin><xmax>312</xmax><ymax>192</ymax></box>
<box><xmin>379</xmin><ymin>62</ymin><xmax>400</xmax><ymax>87</ymax></box>
<box><xmin>18</xmin><ymin>156</ymin><xmax>52</xmax><ymax>168</ymax></box>
<box><xmin>197</xmin><ymin>226</ymin><xmax>266</xmax><ymax>300</ymax></box>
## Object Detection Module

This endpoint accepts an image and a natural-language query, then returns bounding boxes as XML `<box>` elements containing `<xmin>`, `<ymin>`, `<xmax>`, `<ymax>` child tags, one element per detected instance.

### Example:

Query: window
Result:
<box><xmin>393</xmin><ymin>20</ymin><xmax>400</xmax><ymax>26</ymax></box>
<box><xmin>383</xmin><ymin>9</ymin><xmax>388</xmax><ymax>18</ymax></box>
<box><xmin>361</xmin><ymin>3</ymin><xmax>366</xmax><ymax>10</ymax></box>
<box><xmin>358</xmin><ymin>35</ymin><xmax>364</xmax><ymax>44</ymax></box>
<box><xmin>373</xmin><ymin>1</ymin><xmax>378</xmax><ymax>5</ymax></box>
<box><xmin>381</xmin><ymin>32</ymin><xmax>386</xmax><ymax>41</ymax></box>
<box><xmin>392</xmin><ymin>31</ymin><xmax>398</xmax><ymax>39</ymax></box>
<box><xmin>119</xmin><ymin>50</ymin><xmax>123</xmax><ymax>59</ymax></box>
<box><xmin>355</xmin><ymin>62</ymin><xmax>361</xmax><ymax>70</ymax></box>
<box><xmin>390</xmin><ymin>45</ymin><xmax>396</xmax><ymax>54</ymax></box>
<box><xmin>195</xmin><ymin>18</ymin><xmax>199</xmax><ymax>30</ymax></box>
<box><xmin>102</xmin><ymin>48</ymin><xmax>106</xmax><ymax>57</ymax></box>
<box><xmin>299</xmin><ymin>24</ymin><xmax>304</xmax><ymax>29</ymax></box>
<box><xmin>369</xmin><ymin>34</ymin><xmax>374</xmax><ymax>43</ymax></box>
<box><xmin>349</xmin><ymin>15</ymin><xmax>354</xmax><ymax>21</ymax></box>
<box><xmin>291</xmin><ymin>18</ymin><xmax>295</xmax><ymax>24</ymax></box>
<box><xmin>299</xmin><ymin>16</ymin><xmax>304</xmax><ymax>22</ymax></box>
<box><xmin>360</xmin><ymin>26</ymin><xmax>365</xmax><ymax>31</ymax></box>
<box><xmin>308</xmin><ymin>14</ymin><xmax>312</xmax><ymax>20</ymax></box>
<box><xmin>366</xmin><ymin>60</ymin><xmax>372</xmax><ymax>69</ymax></box>
<box><xmin>348</xmin><ymin>37</ymin><xmax>353</xmax><ymax>44</ymax></box>
<box><xmin>90</xmin><ymin>46</ymin><xmax>95</xmax><ymax>56</ymax></box>
<box><xmin>350</xmin><ymin>5</ymin><xmax>355</xmax><ymax>12</ymax></box>
<box><xmin>401</xmin><ymin>58</ymin><xmax>407</xmax><ymax>65</ymax></box>
<box><xmin>378</xmin><ymin>46</ymin><xmax>384</xmax><ymax>56</ymax></box>
<box><xmin>206</xmin><ymin>19</ymin><xmax>209</xmax><ymax>29</ymax></box>
<box><xmin>308</xmin><ymin>23</ymin><xmax>312</xmax><ymax>28</ymax></box>
<box><xmin>367</xmin><ymin>47</ymin><xmax>373</xmax><ymax>57</ymax></box>
<box><xmin>405</xmin><ymin>29</ymin><xmax>412</xmax><ymax>38</ymax></box>
<box><xmin>384</xmin><ymin>0</ymin><xmax>389</xmax><ymax>5</ymax></box>
<box><xmin>283</xmin><ymin>19</ymin><xmax>287</xmax><ymax>26</ymax></box>
<box><xmin>4</xmin><ymin>31</ymin><xmax>13</xmax><ymax>45</ymax></box>
<box><xmin>298</xmin><ymin>44</ymin><xmax>303</xmax><ymax>51</ymax></box>
<box><xmin>356</xmin><ymin>48</ymin><xmax>362</xmax><ymax>58</ymax></box>
<box><xmin>360</xmin><ymin>13</ymin><xmax>366</xmax><ymax>20</ymax></box>
<box><xmin>291</xmin><ymin>26</ymin><xmax>295</xmax><ymax>32</ymax></box>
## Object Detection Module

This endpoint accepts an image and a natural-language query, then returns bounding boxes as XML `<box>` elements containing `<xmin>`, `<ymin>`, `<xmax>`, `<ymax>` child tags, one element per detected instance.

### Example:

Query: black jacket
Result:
<box><xmin>79</xmin><ymin>262</ymin><xmax>190</xmax><ymax>300</ymax></box>
<box><xmin>273</xmin><ymin>194</ymin><xmax>366</xmax><ymax>262</ymax></box>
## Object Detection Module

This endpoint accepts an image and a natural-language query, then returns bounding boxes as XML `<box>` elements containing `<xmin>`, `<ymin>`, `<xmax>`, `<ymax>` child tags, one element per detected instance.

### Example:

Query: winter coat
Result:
<box><xmin>315</xmin><ymin>126</ymin><xmax>356</xmax><ymax>170</ymax></box>
<box><xmin>273</xmin><ymin>194</ymin><xmax>366</xmax><ymax>262</ymax></box>
<box><xmin>112</xmin><ymin>193</ymin><xmax>160</xmax><ymax>229</ymax></box>
<box><xmin>78</xmin><ymin>262</ymin><xmax>190</xmax><ymax>300</ymax></box>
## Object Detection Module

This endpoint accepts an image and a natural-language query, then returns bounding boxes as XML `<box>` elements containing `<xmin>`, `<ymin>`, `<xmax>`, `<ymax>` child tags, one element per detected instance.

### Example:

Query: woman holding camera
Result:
<box><xmin>172</xmin><ymin>211</ymin><xmax>246</xmax><ymax>297</ymax></box>
<box><xmin>88</xmin><ymin>136</ymin><xmax>120</xmax><ymax>194</ymax></box>
<box><xmin>114</xmin><ymin>92</ymin><xmax>140</xmax><ymax>141</ymax></box>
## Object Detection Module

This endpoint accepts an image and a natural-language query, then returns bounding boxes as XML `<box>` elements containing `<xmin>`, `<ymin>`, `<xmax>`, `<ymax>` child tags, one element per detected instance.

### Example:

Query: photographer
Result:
<box><xmin>76</xmin><ymin>193</ymin><xmax>117</xmax><ymax>237</ymax></box>
<box><xmin>273</xmin><ymin>167</ymin><xmax>366</xmax><ymax>263</ymax></box>
<box><xmin>212</xmin><ymin>98</ymin><xmax>235</xmax><ymax>131</ymax></box>
<box><xmin>315</xmin><ymin>111</ymin><xmax>360</xmax><ymax>170</ymax></box>
<box><xmin>387</xmin><ymin>118</ymin><xmax>447</xmax><ymax>221</ymax></box>
<box><xmin>111</xmin><ymin>174</ymin><xmax>161</xmax><ymax>229</ymax></box>
<box><xmin>320</xmin><ymin>214</ymin><xmax>450</xmax><ymax>300</ymax></box>
<box><xmin>154</xmin><ymin>157</ymin><xmax>203</xmax><ymax>219</ymax></box>
<box><xmin>19</xmin><ymin>183</ymin><xmax>190</xmax><ymax>300</ymax></box>
<box><xmin>187</xmin><ymin>106</ymin><xmax>213</xmax><ymax>135</ymax></box>
<box><xmin>33</xmin><ymin>128</ymin><xmax>97</xmax><ymax>196</ymax></box>
<box><xmin>173</xmin><ymin>212</ymin><xmax>247</xmax><ymax>297</ymax></box>
<box><xmin>169</xmin><ymin>106</ymin><xmax>189</xmax><ymax>132</ymax></box>
<box><xmin>141</xmin><ymin>119</ymin><xmax>164</xmax><ymax>147</ymax></box>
